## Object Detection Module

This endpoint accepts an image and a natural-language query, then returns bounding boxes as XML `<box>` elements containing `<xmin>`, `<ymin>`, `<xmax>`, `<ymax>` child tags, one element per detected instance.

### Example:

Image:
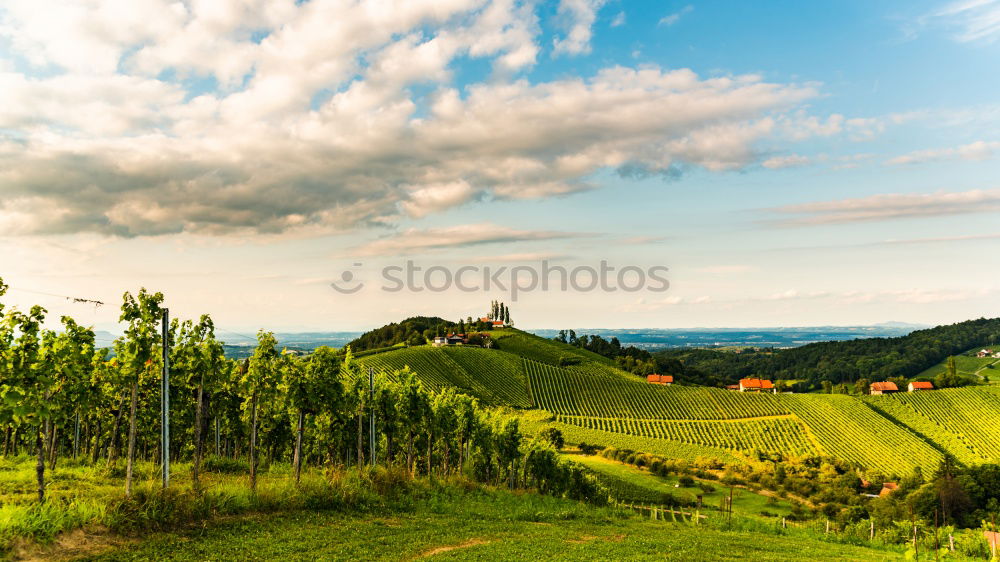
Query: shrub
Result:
<box><xmin>678</xmin><ymin>476</ymin><xmax>695</xmax><ymax>487</ymax></box>
<box><xmin>202</xmin><ymin>455</ymin><xmax>250</xmax><ymax>474</ymax></box>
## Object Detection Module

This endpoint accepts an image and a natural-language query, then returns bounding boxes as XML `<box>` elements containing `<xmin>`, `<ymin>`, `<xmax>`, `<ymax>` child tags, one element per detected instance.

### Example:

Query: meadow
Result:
<box><xmin>78</xmin><ymin>483</ymin><xmax>905</xmax><ymax>562</ymax></box>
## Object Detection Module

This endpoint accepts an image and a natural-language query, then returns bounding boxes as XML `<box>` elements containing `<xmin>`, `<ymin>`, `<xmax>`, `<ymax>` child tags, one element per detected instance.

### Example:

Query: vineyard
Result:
<box><xmin>346</xmin><ymin>331</ymin><xmax>1000</xmax><ymax>477</ymax></box>
<box><xmin>556</xmin><ymin>415</ymin><xmax>819</xmax><ymax>458</ymax></box>
<box><xmin>876</xmin><ymin>387</ymin><xmax>1000</xmax><ymax>461</ymax></box>
<box><xmin>440</xmin><ymin>345</ymin><xmax>532</xmax><ymax>407</ymax></box>
<box><xmin>525</xmin><ymin>359</ymin><xmax>788</xmax><ymax>419</ymax></box>
<box><xmin>862</xmin><ymin>395</ymin><xmax>984</xmax><ymax>466</ymax></box>
<box><xmin>517</xmin><ymin>411</ymin><xmax>743</xmax><ymax>465</ymax></box>
<box><xmin>358</xmin><ymin>347</ymin><xmax>469</xmax><ymax>391</ymax></box>
<box><xmin>777</xmin><ymin>394</ymin><xmax>943</xmax><ymax>476</ymax></box>
<box><xmin>492</xmin><ymin>330</ymin><xmax>613</xmax><ymax>366</ymax></box>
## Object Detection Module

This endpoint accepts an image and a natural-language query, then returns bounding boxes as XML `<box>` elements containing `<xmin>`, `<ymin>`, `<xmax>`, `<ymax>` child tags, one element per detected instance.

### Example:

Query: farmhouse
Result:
<box><xmin>446</xmin><ymin>333</ymin><xmax>467</xmax><ymax>345</ymax></box>
<box><xmin>479</xmin><ymin>316</ymin><xmax>507</xmax><ymax>328</ymax></box>
<box><xmin>977</xmin><ymin>349</ymin><xmax>994</xmax><ymax>358</ymax></box>
<box><xmin>646</xmin><ymin>374</ymin><xmax>673</xmax><ymax>385</ymax></box>
<box><xmin>879</xmin><ymin>482</ymin><xmax>899</xmax><ymax>498</ymax></box>
<box><xmin>431</xmin><ymin>336</ymin><xmax>448</xmax><ymax>347</ymax></box>
<box><xmin>724</xmin><ymin>384</ymin><xmax>740</xmax><ymax>391</ymax></box>
<box><xmin>870</xmin><ymin>381</ymin><xmax>899</xmax><ymax>395</ymax></box>
<box><xmin>738</xmin><ymin>378</ymin><xmax>775</xmax><ymax>393</ymax></box>
<box><xmin>908</xmin><ymin>381</ymin><xmax>934</xmax><ymax>392</ymax></box>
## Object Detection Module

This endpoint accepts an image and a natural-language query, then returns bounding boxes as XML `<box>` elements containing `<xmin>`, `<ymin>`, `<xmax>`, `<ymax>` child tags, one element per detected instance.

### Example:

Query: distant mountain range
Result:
<box><xmin>527</xmin><ymin>324</ymin><xmax>927</xmax><ymax>350</ymax></box>
<box><xmin>94</xmin><ymin>323</ymin><xmax>928</xmax><ymax>357</ymax></box>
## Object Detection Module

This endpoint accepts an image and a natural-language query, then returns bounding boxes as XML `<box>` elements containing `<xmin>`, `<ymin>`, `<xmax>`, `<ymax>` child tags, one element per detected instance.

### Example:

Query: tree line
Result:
<box><xmin>552</xmin><ymin>330</ymin><xmax>657</xmax><ymax>375</ymax></box>
<box><xmin>653</xmin><ymin>318</ymin><xmax>1000</xmax><ymax>389</ymax></box>
<box><xmin>0</xmin><ymin>281</ymin><xmax>602</xmax><ymax>505</ymax></box>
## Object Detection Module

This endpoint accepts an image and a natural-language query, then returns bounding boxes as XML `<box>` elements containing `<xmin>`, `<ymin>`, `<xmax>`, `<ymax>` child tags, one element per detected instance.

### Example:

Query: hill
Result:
<box><xmin>354</xmin><ymin>324</ymin><xmax>1000</xmax><ymax>477</ymax></box>
<box><xmin>654</xmin><ymin>317</ymin><xmax>1000</xmax><ymax>389</ymax></box>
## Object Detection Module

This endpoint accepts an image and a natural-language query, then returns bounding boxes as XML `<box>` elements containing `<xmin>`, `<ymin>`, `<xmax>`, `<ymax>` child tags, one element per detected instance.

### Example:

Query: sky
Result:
<box><xmin>2</xmin><ymin>0</ymin><xmax>1000</xmax><ymax>334</ymax></box>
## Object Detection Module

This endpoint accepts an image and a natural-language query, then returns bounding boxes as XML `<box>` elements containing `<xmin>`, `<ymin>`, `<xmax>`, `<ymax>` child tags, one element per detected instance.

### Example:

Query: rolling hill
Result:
<box><xmin>354</xmin><ymin>326</ymin><xmax>1000</xmax><ymax>477</ymax></box>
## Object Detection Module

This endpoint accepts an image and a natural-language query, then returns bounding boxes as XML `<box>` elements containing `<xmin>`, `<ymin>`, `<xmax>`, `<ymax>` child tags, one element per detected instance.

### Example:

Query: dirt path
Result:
<box><xmin>418</xmin><ymin>538</ymin><xmax>490</xmax><ymax>557</ymax></box>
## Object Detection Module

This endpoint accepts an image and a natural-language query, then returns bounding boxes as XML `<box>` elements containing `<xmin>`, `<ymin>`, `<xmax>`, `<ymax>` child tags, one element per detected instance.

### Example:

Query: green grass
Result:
<box><xmin>81</xmin><ymin>484</ymin><xmax>903</xmax><ymax>562</ymax></box>
<box><xmin>567</xmin><ymin>454</ymin><xmax>794</xmax><ymax>519</ymax></box>
<box><xmin>913</xmin><ymin>351</ymin><xmax>1000</xmax><ymax>381</ymax></box>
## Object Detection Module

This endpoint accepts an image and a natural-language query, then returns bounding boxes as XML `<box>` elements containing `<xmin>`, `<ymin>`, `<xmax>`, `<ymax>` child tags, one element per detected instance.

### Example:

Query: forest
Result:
<box><xmin>654</xmin><ymin>317</ymin><xmax>1000</xmax><ymax>389</ymax></box>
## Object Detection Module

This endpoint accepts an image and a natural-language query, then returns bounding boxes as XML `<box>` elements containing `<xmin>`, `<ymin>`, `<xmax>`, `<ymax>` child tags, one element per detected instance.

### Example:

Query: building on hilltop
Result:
<box><xmin>432</xmin><ymin>336</ymin><xmax>448</xmax><ymax>347</ymax></box>
<box><xmin>908</xmin><ymin>381</ymin><xmax>934</xmax><ymax>392</ymax></box>
<box><xmin>646</xmin><ymin>374</ymin><xmax>673</xmax><ymax>385</ymax></box>
<box><xmin>977</xmin><ymin>349</ymin><xmax>994</xmax><ymax>358</ymax></box>
<box><xmin>870</xmin><ymin>381</ymin><xmax>899</xmax><ymax>395</ymax></box>
<box><xmin>738</xmin><ymin>378</ymin><xmax>775</xmax><ymax>393</ymax></box>
<box><xmin>446</xmin><ymin>333</ymin><xmax>467</xmax><ymax>345</ymax></box>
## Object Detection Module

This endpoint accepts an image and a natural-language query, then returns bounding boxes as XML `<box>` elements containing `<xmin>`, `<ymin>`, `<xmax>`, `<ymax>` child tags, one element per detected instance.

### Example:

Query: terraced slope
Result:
<box><xmin>556</xmin><ymin>415</ymin><xmax>819</xmax><ymax>458</ymax></box>
<box><xmin>880</xmin><ymin>387</ymin><xmax>1000</xmax><ymax>460</ymax></box>
<box><xmin>525</xmin><ymin>358</ymin><xmax>788</xmax><ymax>419</ymax></box>
<box><xmin>441</xmin><ymin>345</ymin><xmax>531</xmax><ymax>407</ymax></box>
<box><xmin>862</xmin><ymin>395</ymin><xmax>984</xmax><ymax>465</ymax></box>
<box><xmin>778</xmin><ymin>394</ymin><xmax>943</xmax><ymax>476</ymax></box>
<box><xmin>492</xmin><ymin>329</ymin><xmax>615</xmax><ymax>366</ymax></box>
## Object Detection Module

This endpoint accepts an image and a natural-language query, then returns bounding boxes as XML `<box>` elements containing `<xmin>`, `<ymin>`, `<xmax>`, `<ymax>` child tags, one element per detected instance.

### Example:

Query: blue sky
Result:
<box><xmin>1</xmin><ymin>0</ymin><xmax>999</xmax><ymax>333</ymax></box>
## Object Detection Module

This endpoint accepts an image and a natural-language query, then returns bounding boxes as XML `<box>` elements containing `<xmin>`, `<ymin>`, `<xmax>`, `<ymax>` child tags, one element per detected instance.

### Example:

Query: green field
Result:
<box><xmin>80</xmin><ymin>485</ymin><xmax>901</xmax><ymax>562</ymax></box>
<box><xmin>358</xmin><ymin>332</ymin><xmax>1000</xmax><ymax>477</ymax></box>
<box><xmin>913</xmin><ymin>351</ymin><xmax>1000</xmax><ymax>382</ymax></box>
<box><xmin>566</xmin><ymin>453</ymin><xmax>795</xmax><ymax>519</ymax></box>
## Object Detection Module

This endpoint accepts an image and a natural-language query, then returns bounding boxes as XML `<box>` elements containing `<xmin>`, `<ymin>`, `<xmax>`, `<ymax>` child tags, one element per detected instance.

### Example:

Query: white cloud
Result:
<box><xmin>762</xmin><ymin>154</ymin><xmax>810</xmax><ymax>169</ymax></box>
<box><xmin>931</xmin><ymin>0</ymin><xmax>1000</xmax><ymax>43</ymax></box>
<box><xmin>659</xmin><ymin>5</ymin><xmax>693</xmax><ymax>26</ymax></box>
<box><xmin>767</xmin><ymin>188</ymin><xmax>1000</xmax><ymax>226</ymax></box>
<box><xmin>552</xmin><ymin>0</ymin><xmax>607</xmax><ymax>56</ymax></box>
<box><xmin>349</xmin><ymin>223</ymin><xmax>595</xmax><ymax>257</ymax></box>
<box><xmin>400</xmin><ymin>181</ymin><xmax>476</xmax><ymax>218</ymax></box>
<box><xmin>886</xmin><ymin>140</ymin><xmax>1000</xmax><ymax>165</ymax></box>
<box><xmin>0</xmin><ymin>0</ymin><xmax>820</xmax><ymax>237</ymax></box>
<box><xmin>611</xmin><ymin>11</ymin><xmax>626</xmax><ymax>27</ymax></box>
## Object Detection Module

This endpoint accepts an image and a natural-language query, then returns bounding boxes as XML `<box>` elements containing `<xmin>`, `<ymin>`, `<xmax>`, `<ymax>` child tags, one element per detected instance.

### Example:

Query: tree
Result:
<box><xmin>854</xmin><ymin>378</ymin><xmax>871</xmax><ymax>395</ymax></box>
<box><xmin>173</xmin><ymin>315</ymin><xmax>225</xmax><ymax>490</ymax></box>
<box><xmin>284</xmin><ymin>346</ymin><xmax>343</xmax><ymax>483</ymax></box>
<box><xmin>539</xmin><ymin>427</ymin><xmax>564</xmax><ymax>450</ymax></box>
<box><xmin>117</xmin><ymin>288</ymin><xmax>165</xmax><ymax>497</ymax></box>
<box><xmin>399</xmin><ymin>370</ymin><xmax>428</xmax><ymax>476</ymax></box>
<box><xmin>41</xmin><ymin>317</ymin><xmax>95</xmax><ymax>471</ymax></box>
<box><xmin>2</xmin><ymin>305</ymin><xmax>49</xmax><ymax>502</ymax></box>
<box><xmin>241</xmin><ymin>331</ymin><xmax>281</xmax><ymax>491</ymax></box>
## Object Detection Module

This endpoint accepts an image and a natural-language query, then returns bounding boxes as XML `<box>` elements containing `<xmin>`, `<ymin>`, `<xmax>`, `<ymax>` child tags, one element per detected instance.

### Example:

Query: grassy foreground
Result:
<box><xmin>80</xmin><ymin>487</ymin><xmax>902</xmax><ymax>562</ymax></box>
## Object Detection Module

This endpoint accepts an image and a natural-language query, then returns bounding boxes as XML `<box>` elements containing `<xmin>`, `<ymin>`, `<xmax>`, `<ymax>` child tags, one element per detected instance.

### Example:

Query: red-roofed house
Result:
<box><xmin>739</xmin><ymin>378</ymin><xmax>776</xmax><ymax>393</ymax></box>
<box><xmin>977</xmin><ymin>349</ymin><xmax>993</xmax><ymax>358</ymax></box>
<box><xmin>646</xmin><ymin>374</ymin><xmax>674</xmax><ymax>386</ymax></box>
<box><xmin>725</xmin><ymin>384</ymin><xmax>740</xmax><ymax>391</ymax></box>
<box><xmin>870</xmin><ymin>381</ymin><xmax>899</xmax><ymax>395</ymax></box>
<box><xmin>908</xmin><ymin>381</ymin><xmax>934</xmax><ymax>392</ymax></box>
<box><xmin>879</xmin><ymin>482</ymin><xmax>899</xmax><ymax>497</ymax></box>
